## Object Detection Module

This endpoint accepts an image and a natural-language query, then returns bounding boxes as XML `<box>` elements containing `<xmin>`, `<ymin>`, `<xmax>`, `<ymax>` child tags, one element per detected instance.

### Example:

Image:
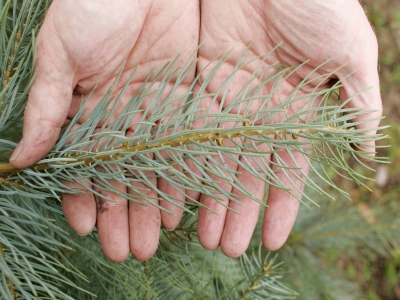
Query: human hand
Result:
<box><xmin>9</xmin><ymin>0</ymin><xmax>200</xmax><ymax>262</ymax></box>
<box><xmin>195</xmin><ymin>0</ymin><xmax>382</xmax><ymax>257</ymax></box>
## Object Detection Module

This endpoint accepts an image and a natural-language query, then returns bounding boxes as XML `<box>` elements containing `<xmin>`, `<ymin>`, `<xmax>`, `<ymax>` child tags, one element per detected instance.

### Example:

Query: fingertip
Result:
<box><xmin>130</xmin><ymin>232</ymin><xmax>159</xmax><ymax>261</ymax></box>
<box><xmin>197</xmin><ymin>196</ymin><xmax>230</xmax><ymax>251</ymax></box>
<box><xmin>131</xmin><ymin>248</ymin><xmax>156</xmax><ymax>262</ymax></box>
<box><xmin>261</xmin><ymin>206</ymin><xmax>297</xmax><ymax>253</ymax></box>
<box><xmin>161</xmin><ymin>218</ymin><xmax>179</xmax><ymax>231</ymax></box>
<box><xmin>128</xmin><ymin>201</ymin><xmax>161</xmax><ymax>262</ymax></box>
<box><xmin>161</xmin><ymin>208</ymin><xmax>183</xmax><ymax>230</ymax></box>
<box><xmin>96</xmin><ymin>204</ymin><xmax>130</xmax><ymax>264</ymax></box>
<box><xmin>262</xmin><ymin>233</ymin><xmax>287</xmax><ymax>252</ymax></box>
<box><xmin>197</xmin><ymin>215</ymin><xmax>222</xmax><ymax>251</ymax></box>
<box><xmin>9</xmin><ymin>121</ymin><xmax>62</xmax><ymax>168</ymax></box>
<box><xmin>198</xmin><ymin>235</ymin><xmax>220</xmax><ymax>251</ymax></box>
<box><xmin>262</xmin><ymin>191</ymin><xmax>300</xmax><ymax>254</ymax></box>
<box><xmin>219</xmin><ymin>201</ymin><xmax>261</xmax><ymax>259</ymax></box>
<box><xmin>9</xmin><ymin>139</ymin><xmax>24</xmax><ymax>168</ymax></box>
<box><xmin>62</xmin><ymin>191</ymin><xmax>97</xmax><ymax>236</ymax></box>
<box><xmin>129</xmin><ymin>222</ymin><xmax>159</xmax><ymax>261</ymax></box>
<box><xmin>93</xmin><ymin>178</ymin><xmax>130</xmax><ymax>263</ymax></box>
<box><xmin>104</xmin><ymin>248</ymin><xmax>130</xmax><ymax>264</ymax></box>
<box><xmin>221</xmin><ymin>243</ymin><xmax>245</xmax><ymax>258</ymax></box>
<box><xmin>261</xmin><ymin>203</ymin><xmax>296</xmax><ymax>252</ymax></box>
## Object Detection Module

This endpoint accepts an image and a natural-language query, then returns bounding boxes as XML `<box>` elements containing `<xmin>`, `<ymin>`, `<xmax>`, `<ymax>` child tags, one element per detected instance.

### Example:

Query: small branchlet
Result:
<box><xmin>241</xmin><ymin>255</ymin><xmax>278</xmax><ymax>300</ymax></box>
<box><xmin>0</xmin><ymin>243</ymin><xmax>17</xmax><ymax>300</ymax></box>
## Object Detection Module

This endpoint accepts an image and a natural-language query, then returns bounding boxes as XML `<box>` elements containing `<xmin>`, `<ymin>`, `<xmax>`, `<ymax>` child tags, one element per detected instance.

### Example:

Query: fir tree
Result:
<box><xmin>0</xmin><ymin>1</ymin><xmax>394</xmax><ymax>299</ymax></box>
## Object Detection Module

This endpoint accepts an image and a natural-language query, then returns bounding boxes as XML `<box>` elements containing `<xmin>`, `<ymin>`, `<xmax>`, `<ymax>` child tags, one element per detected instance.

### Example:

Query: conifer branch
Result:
<box><xmin>2</xmin><ymin>28</ymin><xmax>21</xmax><ymax>89</ymax></box>
<box><xmin>241</xmin><ymin>259</ymin><xmax>274</xmax><ymax>300</ymax></box>
<box><xmin>238</xmin><ymin>248</ymin><xmax>296</xmax><ymax>299</ymax></box>
<box><xmin>0</xmin><ymin>2</ymin><xmax>392</xmax><ymax>298</ymax></box>
<box><xmin>0</xmin><ymin>124</ymin><xmax>349</xmax><ymax>176</ymax></box>
<box><xmin>0</xmin><ymin>53</ymin><xmax>388</xmax><ymax>213</ymax></box>
<box><xmin>0</xmin><ymin>242</ymin><xmax>17</xmax><ymax>300</ymax></box>
<box><xmin>2</xmin><ymin>7</ymin><xmax>27</xmax><ymax>106</ymax></box>
<box><xmin>0</xmin><ymin>177</ymin><xmax>22</xmax><ymax>188</ymax></box>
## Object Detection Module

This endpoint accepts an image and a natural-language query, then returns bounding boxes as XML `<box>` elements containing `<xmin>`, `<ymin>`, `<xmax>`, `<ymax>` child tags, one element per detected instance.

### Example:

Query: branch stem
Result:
<box><xmin>0</xmin><ymin>125</ymin><xmax>348</xmax><ymax>177</ymax></box>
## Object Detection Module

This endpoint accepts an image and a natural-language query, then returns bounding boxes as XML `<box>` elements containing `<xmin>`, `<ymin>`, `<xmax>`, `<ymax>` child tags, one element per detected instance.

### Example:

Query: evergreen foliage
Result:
<box><xmin>0</xmin><ymin>1</ymin><xmax>395</xmax><ymax>299</ymax></box>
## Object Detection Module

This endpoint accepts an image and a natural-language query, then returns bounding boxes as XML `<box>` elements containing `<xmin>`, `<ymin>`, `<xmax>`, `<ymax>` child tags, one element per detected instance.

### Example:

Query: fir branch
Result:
<box><xmin>0</xmin><ymin>242</ymin><xmax>17</xmax><ymax>300</ymax></box>
<box><xmin>0</xmin><ymin>124</ymin><xmax>351</xmax><ymax>175</ymax></box>
<box><xmin>237</xmin><ymin>248</ymin><xmax>296</xmax><ymax>300</ymax></box>
<box><xmin>2</xmin><ymin>28</ymin><xmax>21</xmax><ymax>89</ymax></box>
<box><xmin>0</xmin><ymin>177</ymin><xmax>22</xmax><ymax>188</ymax></box>
<box><xmin>0</xmin><ymin>54</ymin><xmax>388</xmax><ymax>214</ymax></box>
<box><xmin>0</xmin><ymin>1</ymin><xmax>392</xmax><ymax>299</ymax></box>
<box><xmin>241</xmin><ymin>258</ymin><xmax>275</xmax><ymax>300</ymax></box>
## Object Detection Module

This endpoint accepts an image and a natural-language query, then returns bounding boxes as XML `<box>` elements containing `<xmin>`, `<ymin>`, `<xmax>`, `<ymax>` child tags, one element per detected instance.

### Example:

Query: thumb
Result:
<box><xmin>10</xmin><ymin>35</ymin><xmax>74</xmax><ymax>168</ymax></box>
<box><xmin>338</xmin><ymin>31</ymin><xmax>382</xmax><ymax>155</ymax></box>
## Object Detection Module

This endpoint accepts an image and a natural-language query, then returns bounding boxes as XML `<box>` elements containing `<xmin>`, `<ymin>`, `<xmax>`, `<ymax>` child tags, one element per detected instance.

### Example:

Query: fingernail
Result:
<box><xmin>10</xmin><ymin>139</ymin><xmax>24</xmax><ymax>161</ymax></box>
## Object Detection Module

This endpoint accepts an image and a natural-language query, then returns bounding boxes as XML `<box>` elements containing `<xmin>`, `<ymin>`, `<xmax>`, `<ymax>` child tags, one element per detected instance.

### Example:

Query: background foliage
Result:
<box><xmin>0</xmin><ymin>0</ymin><xmax>399</xmax><ymax>299</ymax></box>
<box><xmin>331</xmin><ymin>1</ymin><xmax>400</xmax><ymax>299</ymax></box>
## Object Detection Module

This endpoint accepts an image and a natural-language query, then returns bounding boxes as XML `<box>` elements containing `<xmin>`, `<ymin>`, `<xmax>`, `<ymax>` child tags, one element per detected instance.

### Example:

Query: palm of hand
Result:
<box><xmin>196</xmin><ymin>0</ymin><xmax>381</xmax><ymax>257</ymax></box>
<box><xmin>13</xmin><ymin>0</ymin><xmax>199</xmax><ymax>262</ymax></box>
<box><xmin>11</xmin><ymin>0</ymin><xmax>381</xmax><ymax>262</ymax></box>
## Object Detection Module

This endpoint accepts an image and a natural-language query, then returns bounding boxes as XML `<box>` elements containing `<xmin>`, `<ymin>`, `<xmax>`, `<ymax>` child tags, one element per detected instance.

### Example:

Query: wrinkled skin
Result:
<box><xmin>10</xmin><ymin>0</ymin><xmax>381</xmax><ymax>262</ymax></box>
<box><xmin>196</xmin><ymin>0</ymin><xmax>381</xmax><ymax>257</ymax></box>
<box><xmin>10</xmin><ymin>0</ymin><xmax>201</xmax><ymax>262</ymax></box>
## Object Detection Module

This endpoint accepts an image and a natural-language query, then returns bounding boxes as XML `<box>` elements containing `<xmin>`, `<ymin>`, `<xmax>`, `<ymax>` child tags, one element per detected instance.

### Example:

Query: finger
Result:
<box><xmin>157</xmin><ymin>116</ymin><xmax>186</xmax><ymax>230</ymax></box>
<box><xmin>338</xmin><ymin>15</ymin><xmax>382</xmax><ymax>154</ymax></box>
<box><xmin>158</xmin><ymin>149</ymin><xmax>185</xmax><ymax>230</ymax></box>
<box><xmin>198</xmin><ymin>186</ymin><xmax>231</xmax><ymax>250</ymax></box>
<box><xmin>197</xmin><ymin>129</ymin><xmax>239</xmax><ymax>250</ymax></box>
<box><xmin>94</xmin><ymin>166</ymin><xmax>130</xmax><ymax>263</ymax></box>
<box><xmin>184</xmin><ymin>83</ymin><xmax>220</xmax><ymax>203</ymax></box>
<box><xmin>262</xmin><ymin>144</ymin><xmax>309</xmax><ymax>251</ymax></box>
<box><xmin>220</xmin><ymin>142</ymin><xmax>272</xmax><ymax>258</ymax></box>
<box><xmin>61</xmin><ymin>179</ymin><xmax>97</xmax><ymax>236</ymax></box>
<box><xmin>185</xmin><ymin>90</ymin><xmax>228</xmax><ymax>248</ymax></box>
<box><xmin>10</xmin><ymin>26</ymin><xmax>74</xmax><ymax>168</ymax></box>
<box><xmin>128</xmin><ymin>154</ymin><xmax>161</xmax><ymax>261</ymax></box>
